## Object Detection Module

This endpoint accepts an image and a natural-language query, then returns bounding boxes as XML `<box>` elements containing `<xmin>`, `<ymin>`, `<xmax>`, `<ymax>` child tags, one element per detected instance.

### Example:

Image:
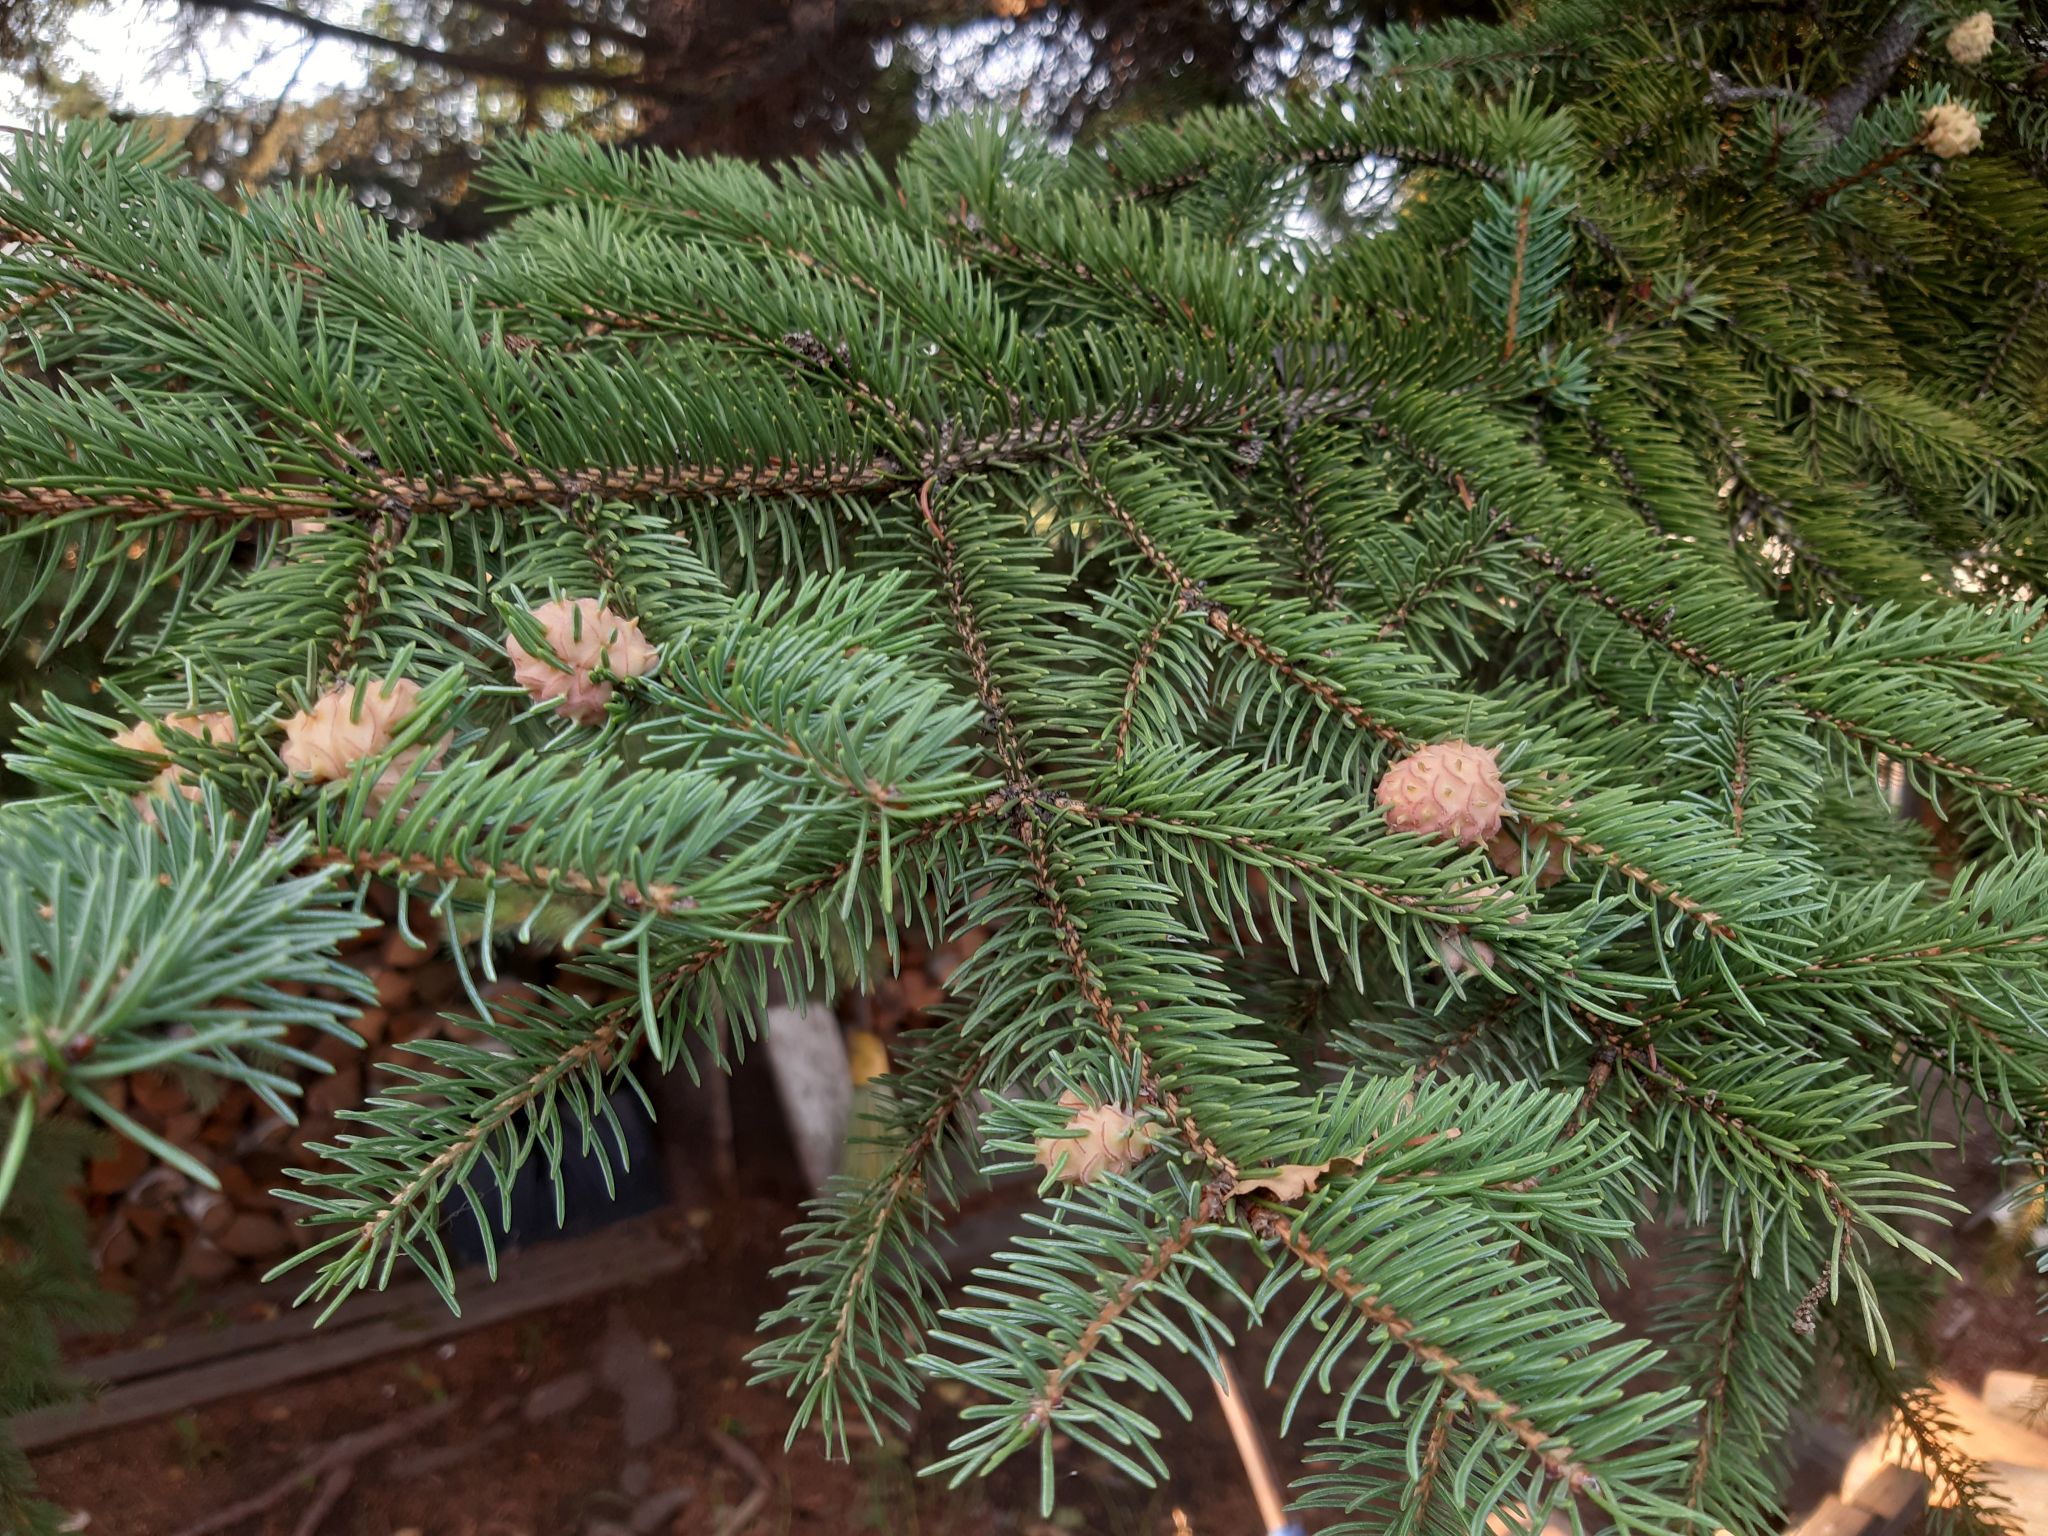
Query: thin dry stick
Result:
<box><xmin>288</xmin><ymin>1465</ymin><xmax>353</xmax><ymax>1536</ymax></box>
<box><xmin>1211</xmin><ymin>1353</ymin><xmax>1290</xmax><ymax>1535</ymax></box>
<box><xmin>708</xmin><ymin>1425</ymin><xmax>772</xmax><ymax>1536</ymax></box>
<box><xmin>168</xmin><ymin>1397</ymin><xmax>457</xmax><ymax>1536</ymax></box>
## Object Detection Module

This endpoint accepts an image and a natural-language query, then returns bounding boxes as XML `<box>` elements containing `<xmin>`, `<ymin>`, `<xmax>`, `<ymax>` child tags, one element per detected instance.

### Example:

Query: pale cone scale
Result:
<box><xmin>1922</xmin><ymin>103</ymin><xmax>1983</xmax><ymax>159</ymax></box>
<box><xmin>1947</xmin><ymin>11</ymin><xmax>1995</xmax><ymax>65</ymax></box>
<box><xmin>1033</xmin><ymin>1091</ymin><xmax>1153</xmax><ymax>1185</ymax></box>
<box><xmin>114</xmin><ymin>712</ymin><xmax>238</xmax><ymax>816</ymax></box>
<box><xmin>1437</xmin><ymin>930</ymin><xmax>1497</xmax><ymax>978</ymax></box>
<box><xmin>506</xmin><ymin>598</ymin><xmax>660</xmax><ymax>725</ymax></box>
<box><xmin>280</xmin><ymin>678</ymin><xmax>441</xmax><ymax>800</ymax></box>
<box><xmin>1487</xmin><ymin>828</ymin><xmax>1567</xmax><ymax>888</ymax></box>
<box><xmin>1375</xmin><ymin>741</ymin><xmax>1509</xmax><ymax>847</ymax></box>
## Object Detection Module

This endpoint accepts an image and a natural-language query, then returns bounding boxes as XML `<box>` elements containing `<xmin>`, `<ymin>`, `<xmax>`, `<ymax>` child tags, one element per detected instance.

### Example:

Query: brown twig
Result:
<box><xmin>707</xmin><ymin>1426</ymin><xmax>772</xmax><ymax>1536</ymax></box>
<box><xmin>289</xmin><ymin>1466</ymin><xmax>353</xmax><ymax>1536</ymax></box>
<box><xmin>167</xmin><ymin>1397</ymin><xmax>457</xmax><ymax>1536</ymax></box>
<box><xmin>1819</xmin><ymin>4</ymin><xmax>1929</xmax><ymax>140</ymax></box>
<box><xmin>1501</xmin><ymin>193</ymin><xmax>1534</xmax><ymax>361</ymax></box>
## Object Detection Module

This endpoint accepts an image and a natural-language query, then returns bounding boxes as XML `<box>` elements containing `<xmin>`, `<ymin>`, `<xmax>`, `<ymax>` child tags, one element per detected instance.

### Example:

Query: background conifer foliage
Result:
<box><xmin>5</xmin><ymin>1</ymin><xmax>2048</xmax><ymax>1530</ymax></box>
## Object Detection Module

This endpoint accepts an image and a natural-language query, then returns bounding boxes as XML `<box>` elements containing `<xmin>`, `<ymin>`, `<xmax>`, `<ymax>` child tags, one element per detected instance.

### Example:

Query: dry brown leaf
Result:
<box><xmin>1234</xmin><ymin>1128</ymin><xmax>1463</xmax><ymax>1203</ymax></box>
<box><xmin>1233</xmin><ymin>1154</ymin><xmax>1364</xmax><ymax>1203</ymax></box>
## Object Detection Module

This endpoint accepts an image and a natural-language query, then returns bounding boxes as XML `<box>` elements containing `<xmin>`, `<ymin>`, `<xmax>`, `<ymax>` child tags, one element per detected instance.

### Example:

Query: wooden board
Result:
<box><xmin>15</xmin><ymin>1221</ymin><xmax>690</xmax><ymax>1453</ymax></box>
<box><xmin>1791</xmin><ymin>1465</ymin><xmax>1931</xmax><ymax>1536</ymax></box>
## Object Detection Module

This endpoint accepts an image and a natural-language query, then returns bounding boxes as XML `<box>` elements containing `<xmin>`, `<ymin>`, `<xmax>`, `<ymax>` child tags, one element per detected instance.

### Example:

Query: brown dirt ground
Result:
<box><xmin>27</xmin><ymin>1078</ymin><xmax>2048</xmax><ymax>1536</ymax></box>
<box><xmin>30</xmin><ymin>1197</ymin><xmax>1268</xmax><ymax>1536</ymax></box>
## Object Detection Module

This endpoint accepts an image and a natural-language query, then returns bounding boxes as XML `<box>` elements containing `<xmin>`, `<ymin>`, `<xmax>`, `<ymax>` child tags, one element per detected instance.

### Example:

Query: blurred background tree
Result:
<box><xmin>0</xmin><ymin>0</ymin><xmax>1483</xmax><ymax>231</ymax></box>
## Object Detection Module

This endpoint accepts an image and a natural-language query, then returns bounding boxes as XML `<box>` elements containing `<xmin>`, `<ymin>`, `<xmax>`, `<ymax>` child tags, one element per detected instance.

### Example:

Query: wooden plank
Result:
<box><xmin>16</xmin><ymin>1226</ymin><xmax>689</xmax><ymax>1452</ymax></box>
<box><xmin>1791</xmin><ymin>1497</ymin><xmax>1875</xmax><ymax>1536</ymax></box>
<box><xmin>75</xmin><ymin>1210</ymin><xmax>689</xmax><ymax>1390</ymax></box>
<box><xmin>1846</xmin><ymin>1465</ymin><xmax>1926</xmax><ymax>1536</ymax></box>
<box><xmin>1984</xmin><ymin>1370</ymin><xmax>2048</xmax><ymax>1432</ymax></box>
<box><xmin>67</xmin><ymin>1271</ymin><xmax>446</xmax><ymax>1388</ymax></box>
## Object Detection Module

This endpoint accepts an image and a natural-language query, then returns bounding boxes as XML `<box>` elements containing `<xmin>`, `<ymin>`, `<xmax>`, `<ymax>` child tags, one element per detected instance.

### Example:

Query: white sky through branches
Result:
<box><xmin>3</xmin><ymin>0</ymin><xmax>366</xmax><ymax>122</ymax></box>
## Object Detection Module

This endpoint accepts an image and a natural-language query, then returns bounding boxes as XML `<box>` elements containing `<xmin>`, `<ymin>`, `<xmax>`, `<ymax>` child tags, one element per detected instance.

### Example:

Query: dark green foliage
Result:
<box><xmin>0</xmin><ymin>1123</ymin><xmax>126</xmax><ymax>1536</ymax></box>
<box><xmin>3</xmin><ymin>2</ymin><xmax>2048</xmax><ymax>1531</ymax></box>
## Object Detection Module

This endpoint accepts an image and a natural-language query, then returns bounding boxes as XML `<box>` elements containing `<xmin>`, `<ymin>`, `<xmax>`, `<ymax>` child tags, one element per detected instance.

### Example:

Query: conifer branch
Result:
<box><xmin>1023</xmin><ymin>1208</ymin><xmax>1208</xmax><ymax>1429</ymax></box>
<box><xmin>324</xmin><ymin>510</ymin><xmax>407</xmax><ymax>680</ymax></box>
<box><xmin>1410</xmin><ymin>1396</ymin><xmax>1458</xmax><ymax>1522</ymax></box>
<box><xmin>0</xmin><ymin>391</ymin><xmax>1317</xmax><ymax>530</ymax></box>
<box><xmin>1013</xmin><ymin>818</ymin><xmax>1237</xmax><ymax>1178</ymax></box>
<box><xmin>1688</xmin><ymin>1260</ymin><xmax>1752</xmax><ymax>1509</ymax></box>
<box><xmin>10</xmin><ymin>40</ymin><xmax>2048</xmax><ymax>1519</ymax></box>
<box><xmin>1580</xmin><ymin>415</ymin><xmax>1664</xmax><ymax>536</ymax></box>
<box><xmin>1511</xmin><ymin>531</ymin><xmax>2048</xmax><ymax>814</ymax></box>
<box><xmin>811</xmin><ymin>1052</ymin><xmax>988</xmax><ymax>1390</ymax></box>
<box><xmin>1076</xmin><ymin>453</ymin><xmax>1748</xmax><ymax>941</ymax></box>
<box><xmin>310</xmin><ymin>847</ymin><xmax>692</xmax><ymax>916</ymax></box>
<box><xmin>917</xmin><ymin>477</ymin><xmax>1030</xmax><ymax>781</ymax></box>
<box><xmin>1274</xmin><ymin>439</ymin><xmax>1343</xmax><ymax>612</ymax></box>
<box><xmin>915</xmin><ymin>475</ymin><xmax>1236</xmax><ymax>1177</ymax></box>
<box><xmin>1110</xmin><ymin>595</ymin><xmax>1180</xmax><ymax>762</ymax></box>
<box><xmin>1801</xmin><ymin>139</ymin><xmax>1925</xmax><ymax>210</ymax></box>
<box><xmin>1500</xmin><ymin>195</ymin><xmax>1534</xmax><ymax>362</ymax></box>
<box><xmin>1072</xmin><ymin>455</ymin><xmax>1409</xmax><ymax>747</ymax></box>
<box><xmin>1248</xmin><ymin>1204</ymin><xmax>1597</xmax><ymax>1492</ymax></box>
<box><xmin>1977</xmin><ymin>278</ymin><xmax>2046</xmax><ymax>400</ymax></box>
<box><xmin>1373</xmin><ymin>509</ymin><xmax>1510</xmax><ymax>639</ymax></box>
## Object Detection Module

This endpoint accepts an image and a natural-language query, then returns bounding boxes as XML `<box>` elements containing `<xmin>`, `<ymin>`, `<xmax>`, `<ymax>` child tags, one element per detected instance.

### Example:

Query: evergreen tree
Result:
<box><xmin>4</xmin><ymin>3</ymin><xmax>2048</xmax><ymax>1530</ymax></box>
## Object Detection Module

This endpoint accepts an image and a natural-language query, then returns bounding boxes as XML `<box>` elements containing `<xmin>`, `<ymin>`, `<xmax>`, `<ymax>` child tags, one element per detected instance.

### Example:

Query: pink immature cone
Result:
<box><xmin>506</xmin><ymin>598</ymin><xmax>660</xmax><ymax>725</ymax></box>
<box><xmin>1033</xmin><ymin>1092</ymin><xmax>1154</xmax><ymax>1185</ymax></box>
<box><xmin>1487</xmin><ymin>827</ymin><xmax>1567</xmax><ymax>888</ymax></box>
<box><xmin>1920</xmin><ymin>102</ymin><xmax>1982</xmax><ymax>159</ymax></box>
<box><xmin>114</xmin><ymin>712</ymin><xmax>238</xmax><ymax>816</ymax></box>
<box><xmin>1434</xmin><ymin>879</ymin><xmax>1526</xmax><ymax>978</ymax></box>
<box><xmin>1375</xmin><ymin>741</ymin><xmax>1509</xmax><ymax>847</ymax></box>
<box><xmin>1436</xmin><ymin>930</ymin><xmax>1497</xmax><ymax>978</ymax></box>
<box><xmin>280</xmin><ymin>677</ymin><xmax>441</xmax><ymax>801</ymax></box>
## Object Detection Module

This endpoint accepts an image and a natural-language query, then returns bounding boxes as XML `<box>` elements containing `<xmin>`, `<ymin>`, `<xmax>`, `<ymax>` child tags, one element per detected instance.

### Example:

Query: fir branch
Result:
<box><xmin>751</xmin><ymin>1030</ymin><xmax>991</xmax><ymax>1452</ymax></box>
<box><xmin>1274</xmin><ymin>439</ymin><xmax>1343</xmax><ymax>612</ymax></box>
<box><xmin>914</xmin><ymin>477</ymin><xmax>1238</xmax><ymax>1177</ymax></box>
<box><xmin>1023</xmin><ymin>1206</ymin><xmax>1210</xmax><ymax>1430</ymax></box>
<box><xmin>1511</xmin><ymin>530</ymin><xmax>2048</xmax><ymax>815</ymax></box>
<box><xmin>8</xmin><ymin>54</ymin><xmax>2048</xmax><ymax>1523</ymax></box>
<box><xmin>1977</xmin><ymin>278</ymin><xmax>2047</xmax><ymax>400</ymax></box>
<box><xmin>814</xmin><ymin>1055</ymin><xmax>985</xmax><ymax>1391</ymax></box>
<box><xmin>1014</xmin><ymin>816</ymin><xmax>1237</xmax><ymax>1179</ymax></box>
<box><xmin>1248</xmin><ymin>1204</ymin><xmax>1597</xmax><ymax>1492</ymax></box>
<box><xmin>0</xmin><ymin>388</ymin><xmax>1324</xmax><ymax>531</ymax></box>
<box><xmin>324</xmin><ymin>509</ymin><xmax>407</xmax><ymax>680</ymax></box>
<box><xmin>918</xmin><ymin>476</ymin><xmax>1030</xmax><ymax>781</ymax></box>
<box><xmin>309</xmin><ymin>847</ymin><xmax>692</xmax><ymax>917</ymax></box>
<box><xmin>1110</xmin><ymin>594</ymin><xmax>1180</xmax><ymax>763</ymax></box>
<box><xmin>1688</xmin><ymin>1259</ymin><xmax>1751</xmax><ymax>1507</ymax></box>
<box><xmin>1581</xmin><ymin>414</ymin><xmax>1665</xmax><ymax>537</ymax></box>
<box><xmin>1072</xmin><ymin>454</ymin><xmax>1408</xmax><ymax>748</ymax></box>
